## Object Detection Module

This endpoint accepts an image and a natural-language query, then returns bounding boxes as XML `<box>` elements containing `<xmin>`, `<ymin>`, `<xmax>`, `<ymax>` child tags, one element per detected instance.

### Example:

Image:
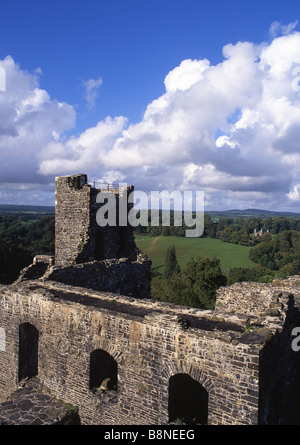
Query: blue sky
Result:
<box><xmin>1</xmin><ymin>0</ymin><xmax>300</xmax><ymax>211</ymax></box>
<box><xmin>2</xmin><ymin>0</ymin><xmax>297</xmax><ymax>128</ymax></box>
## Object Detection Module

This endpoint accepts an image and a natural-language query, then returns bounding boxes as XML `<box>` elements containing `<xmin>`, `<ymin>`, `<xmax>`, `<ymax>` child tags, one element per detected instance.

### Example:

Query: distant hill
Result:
<box><xmin>0</xmin><ymin>204</ymin><xmax>299</xmax><ymax>219</ymax></box>
<box><xmin>0</xmin><ymin>204</ymin><xmax>55</xmax><ymax>214</ymax></box>
<box><xmin>206</xmin><ymin>208</ymin><xmax>300</xmax><ymax>219</ymax></box>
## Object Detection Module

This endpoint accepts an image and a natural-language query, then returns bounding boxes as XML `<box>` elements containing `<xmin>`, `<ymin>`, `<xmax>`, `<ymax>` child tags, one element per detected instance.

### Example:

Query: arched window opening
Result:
<box><xmin>89</xmin><ymin>349</ymin><xmax>118</xmax><ymax>392</ymax></box>
<box><xmin>18</xmin><ymin>322</ymin><xmax>39</xmax><ymax>382</ymax></box>
<box><xmin>168</xmin><ymin>373</ymin><xmax>208</xmax><ymax>425</ymax></box>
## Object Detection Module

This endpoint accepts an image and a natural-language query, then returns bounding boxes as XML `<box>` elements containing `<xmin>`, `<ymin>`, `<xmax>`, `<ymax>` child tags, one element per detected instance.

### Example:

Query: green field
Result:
<box><xmin>134</xmin><ymin>234</ymin><xmax>256</xmax><ymax>274</ymax></box>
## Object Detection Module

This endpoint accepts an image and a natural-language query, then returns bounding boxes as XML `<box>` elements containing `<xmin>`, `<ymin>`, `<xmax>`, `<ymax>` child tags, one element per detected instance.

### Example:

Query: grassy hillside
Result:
<box><xmin>135</xmin><ymin>234</ymin><xmax>256</xmax><ymax>275</ymax></box>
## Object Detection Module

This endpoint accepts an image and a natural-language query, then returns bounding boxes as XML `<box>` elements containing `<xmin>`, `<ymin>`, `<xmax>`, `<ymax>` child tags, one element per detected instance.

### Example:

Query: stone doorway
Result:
<box><xmin>18</xmin><ymin>323</ymin><xmax>39</xmax><ymax>382</ymax></box>
<box><xmin>168</xmin><ymin>373</ymin><xmax>208</xmax><ymax>425</ymax></box>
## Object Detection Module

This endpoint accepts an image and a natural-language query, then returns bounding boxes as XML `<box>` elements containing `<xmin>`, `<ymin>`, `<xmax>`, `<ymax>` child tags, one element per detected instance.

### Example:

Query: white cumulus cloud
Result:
<box><xmin>0</xmin><ymin>55</ymin><xmax>75</xmax><ymax>203</ymax></box>
<box><xmin>1</xmin><ymin>25</ymin><xmax>300</xmax><ymax>210</ymax></box>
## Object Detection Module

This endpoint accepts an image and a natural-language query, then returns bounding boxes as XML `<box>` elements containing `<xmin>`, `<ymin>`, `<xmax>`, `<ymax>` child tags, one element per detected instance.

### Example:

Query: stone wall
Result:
<box><xmin>1</xmin><ymin>278</ymin><xmax>299</xmax><ymax>425</ymax></box>
<box><xmin>55</xmin><ymin>174</ymin><xmax>92</xmax><ymax>267</ymax></box>
<box><xmin>215</xmin><ymin>276</ymin><xmax>300</xmax><ymax>425</ymax></box>
<box><xmin>53</xmin><ymin>174</ymin><xmax>151</xmax><ymax>298</ymax></box>
<box><xmin>259</xmin><ymin>299</ymin><xmax>300</xmax><ymax>425</ymax></box>
<box><xmin>215</xmin><ymin>276</ymin><xmax>300</xmax><ymax>317</ymax></box>
<box><xmin>54</xmin><ymin>174</ymin><xmax>136</xmax><ymax>267</ymax></box>
<box><xmin>44</xmin><ymin>253</ymin><xmax>152</xmax><ymax>299</ymax></box>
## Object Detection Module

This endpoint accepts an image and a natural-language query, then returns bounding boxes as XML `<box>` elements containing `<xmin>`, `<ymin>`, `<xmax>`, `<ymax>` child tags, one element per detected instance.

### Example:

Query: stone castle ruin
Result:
<box><xmin>18</xmin><ymin>174</ymin><xmax>152</xmax><ymax>298</ymax></box>
<box><xmin>0</xmin><ymin>173</ymin><xmax>300</xmax><ymax>425</ymax></box>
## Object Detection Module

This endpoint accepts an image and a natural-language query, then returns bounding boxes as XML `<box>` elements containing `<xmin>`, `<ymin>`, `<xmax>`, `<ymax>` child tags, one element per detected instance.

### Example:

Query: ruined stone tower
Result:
<box><xmin>47</xmin><ymin>173</ymin><xmax>152</xmax><ymax>298</ymax></box>
<box><xmin>17</xmin><ymin>173</ymin><xmax>151</xmax><ymax>298</ymax></box>
<box><xmin>54</xmin><ymin>173</ymin><xmax>136</xmax><ymax>267</ymax></box>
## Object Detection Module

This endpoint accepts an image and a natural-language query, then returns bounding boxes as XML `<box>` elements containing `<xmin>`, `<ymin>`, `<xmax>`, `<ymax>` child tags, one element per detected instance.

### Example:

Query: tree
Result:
<box><xmin>227</xmin><ymin>266</ymin><xmax>274</xmax><ymax>285</ymax></box>
<box><xmin>203</xmin><ymin>214</ymin><xmax>216</xmax><ymax>238</ymax></box>
<box><xmin>152</xmin><ymin>255</ymin><xmax>227</xmax><ymax>310</ymax></box>
<box><xmin>164</xmin><ymin>246</ymin><xmax>180</xmax><ymax>278</ymax></box>
<box><xmin>184</xmin><ymin>257</ymin><xmax>227</xmax><ymax>309</ymax></box>
<box><xmin>151</xmin><ymin>273</ymin><xmax>194</xmax><ymax>307</ymax></box>
<box><xmin>0</xmin><ymin>214</ymin><xmax>55</xmax><ymax>284</ymax></box>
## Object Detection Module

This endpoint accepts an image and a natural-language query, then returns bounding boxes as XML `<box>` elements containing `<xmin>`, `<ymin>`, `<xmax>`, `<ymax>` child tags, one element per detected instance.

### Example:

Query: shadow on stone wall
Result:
<box><xmin>259</xmin><ymin>293</ymin><xmax>300</xmax><ymax>425</ymax></box>
<box><xmin>45</xmin><ymin>254</ymin><xmax>152</xmax><ymax>299</ymax></box>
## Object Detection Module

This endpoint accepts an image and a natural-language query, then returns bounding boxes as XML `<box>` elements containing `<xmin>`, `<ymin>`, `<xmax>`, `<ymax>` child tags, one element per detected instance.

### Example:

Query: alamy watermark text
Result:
<box><xmin>95</xmin><ymin>187</ymin><xmax>204</xmax><ymax>238</ymax></box>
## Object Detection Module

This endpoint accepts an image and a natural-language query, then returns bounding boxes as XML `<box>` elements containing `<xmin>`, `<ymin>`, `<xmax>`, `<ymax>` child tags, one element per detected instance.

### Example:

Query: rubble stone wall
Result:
<box><xmin>53</xmin><ymin>174</ymin><xmax>151</xmax><ymax>298</ymax></box>
<box><xmin>0</xmin><ymin>280</ymin><xmax>267</xmax><ymax>425</ymax></box>
<box><xmin>54</xmin><ymin>174</ymin><xmax>137</xmax><ymax>267</ymax></box>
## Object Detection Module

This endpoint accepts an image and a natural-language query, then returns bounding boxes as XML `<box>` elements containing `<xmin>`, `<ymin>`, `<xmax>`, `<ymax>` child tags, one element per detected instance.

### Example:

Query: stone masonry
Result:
<box><xmin>0</xmin><ymin>174</ymin><xmax>300</xmax><ymax>425</ymax></box>
<box><xmin>0</xmin><ymin>276</ymin><xmax>300</xmax><ymax>424</ymax></box>
<box><xmin>54</xmin><ymin>174</ymin><xmax>136</xmax><ymax>266</ymax></box>
<box><xmin>51</xmin><ymin>174</ymin><xmax>151</xmax><ymax>298</ymax></box>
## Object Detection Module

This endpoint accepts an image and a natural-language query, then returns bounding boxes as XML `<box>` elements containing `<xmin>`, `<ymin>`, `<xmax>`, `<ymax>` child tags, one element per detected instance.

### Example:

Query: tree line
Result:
<box><xmin>0</xmin><ymin>214</ymin><xmax>54</xmax><ymax>284</ymax></box>
<box><xmin>249</xmin><ymin>231</ymin><xmax>300</xmax><ymax>277</ymax></box>
<box><xmin>135</xmin><ymin>211</ymin><xmax>300</xmax><ymax>245</ymax></box>
<box><xmin>0</xmin><ymin>212</ymin><xmax>299</xmax><ymax>311</ymax></box>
